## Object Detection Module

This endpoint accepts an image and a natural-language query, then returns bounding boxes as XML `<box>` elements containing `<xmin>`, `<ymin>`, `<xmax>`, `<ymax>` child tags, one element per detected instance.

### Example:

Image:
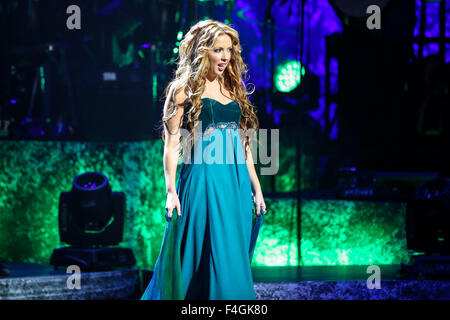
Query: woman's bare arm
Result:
<box><xmin>245</xmin><ymin>143</ymin><xmax>267</xmax><ymax>215</ymax></box>
<box><xmin>163</xmin><ymin>87</ymin><xmax>187</xmax><ymax>194</ymax></box>
<box><xmin>245</xmin><ymin>143</ymin><xmax>262</xmax><ymax>195</ymax></box>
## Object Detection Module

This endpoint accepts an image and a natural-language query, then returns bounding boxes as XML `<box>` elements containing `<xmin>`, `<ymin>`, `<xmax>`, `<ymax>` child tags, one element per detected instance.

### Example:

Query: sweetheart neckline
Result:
<box><xmin>201</xmin><ymin>97</ymin><xmax>236</xmax><ymax>106</ymax></box>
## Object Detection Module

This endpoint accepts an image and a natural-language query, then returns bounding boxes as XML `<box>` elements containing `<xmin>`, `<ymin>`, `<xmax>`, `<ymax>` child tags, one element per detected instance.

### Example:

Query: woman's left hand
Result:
<box><xmin>252</xmin><ymin>190</ymin><xmax>267</xmax><ymax>216</ymax></box>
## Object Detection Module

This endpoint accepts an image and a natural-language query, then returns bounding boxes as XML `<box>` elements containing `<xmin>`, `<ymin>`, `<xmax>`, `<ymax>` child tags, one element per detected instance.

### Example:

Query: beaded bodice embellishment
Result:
<box><xmin>203</xmin><ymin>121</ymin><xmax>239</xmax><ymax>138</ymax></box>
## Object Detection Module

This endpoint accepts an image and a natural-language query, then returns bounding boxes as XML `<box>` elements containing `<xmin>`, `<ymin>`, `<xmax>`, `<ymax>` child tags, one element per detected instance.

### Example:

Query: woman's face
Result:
<box><xmin>207</xmin><ymin>34</ymin><xmax>233</xmax><ymax>79</ymax></box>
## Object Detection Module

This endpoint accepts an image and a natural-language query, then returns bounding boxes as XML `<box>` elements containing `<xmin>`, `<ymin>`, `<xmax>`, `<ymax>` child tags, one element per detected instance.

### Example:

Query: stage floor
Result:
<box><xmin>1</xmin><ymin>263</ymin><xmax>449</xmax><ymax>300</ymax></box>
<box><xmin>0</xmin><ymin>262</ymin><xmax>138</xmax><ymax>300</ymax></box>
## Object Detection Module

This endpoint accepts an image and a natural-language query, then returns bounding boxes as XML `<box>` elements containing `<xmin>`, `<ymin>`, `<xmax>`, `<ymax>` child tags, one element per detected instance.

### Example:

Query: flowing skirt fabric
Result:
<box><xmin>141</xmin><ymin>126</ymin><xmax>263</xmax><ymax>300</ymax></box>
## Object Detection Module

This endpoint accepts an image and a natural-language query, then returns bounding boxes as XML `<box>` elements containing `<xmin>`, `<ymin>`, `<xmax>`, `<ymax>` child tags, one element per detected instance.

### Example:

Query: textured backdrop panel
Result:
<box><xmin>0</xmin><ymin>141</ymin><xmax>409</xmax><ymax>269</ymax></box>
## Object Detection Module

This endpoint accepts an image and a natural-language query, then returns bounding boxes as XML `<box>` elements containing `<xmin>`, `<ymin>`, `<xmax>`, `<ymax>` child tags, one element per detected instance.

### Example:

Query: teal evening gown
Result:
<box><xmin>141</xmin><ymin>97</ymin><xmax>264</xmax><ymax>300</ymax></box>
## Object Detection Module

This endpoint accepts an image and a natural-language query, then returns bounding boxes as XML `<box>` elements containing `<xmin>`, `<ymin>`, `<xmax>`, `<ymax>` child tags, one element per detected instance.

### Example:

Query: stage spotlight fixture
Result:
<box><xmin>50</xmin><ymin>172</ymin><xmax>136</xmax><ymax>271</ymax></box>
<box><xmin>271</xmin><ymin>59</ymin><xmax>319</xmax><ymax>127</ymax></box>
<box><xmin>274</xmin><ymin>60</ymin><xmax>305</xmax><ymax>93</ymax></box>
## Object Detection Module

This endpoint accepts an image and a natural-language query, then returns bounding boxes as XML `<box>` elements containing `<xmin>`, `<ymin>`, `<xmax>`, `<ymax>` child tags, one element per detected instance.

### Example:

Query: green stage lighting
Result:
<box><xmin>274</xmin><ymin>60</ymin><xmax>305</xmax><ymax>93</ymax></box>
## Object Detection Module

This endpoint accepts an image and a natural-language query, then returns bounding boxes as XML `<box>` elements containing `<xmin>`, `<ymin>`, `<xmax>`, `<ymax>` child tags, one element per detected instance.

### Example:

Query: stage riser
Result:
<box><xmin>0</xmin><ymin>269</ymin><xmax>137</xmax><ymax>300</ymax></box>
<box><xmin>254</xmin><ymin>281</ymin><xmax>450</xmax><ymax>300</ymax></box>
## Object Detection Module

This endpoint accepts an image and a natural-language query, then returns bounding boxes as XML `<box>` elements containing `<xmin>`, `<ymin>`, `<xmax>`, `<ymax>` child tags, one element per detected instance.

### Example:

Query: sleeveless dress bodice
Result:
<box><xmin>197</xmin><ymin>97</ymin><xmax>241</xmax><ymax>134</ymax></box>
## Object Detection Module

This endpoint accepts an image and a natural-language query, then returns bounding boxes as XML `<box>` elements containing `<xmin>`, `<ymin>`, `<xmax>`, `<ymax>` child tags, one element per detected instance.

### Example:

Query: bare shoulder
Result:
<box><xmin>163</xmin><ymin>85</ymin><xmax>187</xmax><ymax>117</ymax></box>
<box><xmin>173</xmin><ymin>86</ymin><xmax>189</xmax><ymax>108</ymax></box>
<box><xmin>163</xmin><ymin>85</ymin><xmax>188</xmax><ymax>134</ymax></box>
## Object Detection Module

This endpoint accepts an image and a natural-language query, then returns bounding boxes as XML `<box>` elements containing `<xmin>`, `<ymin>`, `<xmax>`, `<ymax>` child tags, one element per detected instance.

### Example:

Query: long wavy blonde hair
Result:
<box><xmin>160</xmin><ymin>19</ymin><xmax>259</xmax><ymax>159</ymax></box>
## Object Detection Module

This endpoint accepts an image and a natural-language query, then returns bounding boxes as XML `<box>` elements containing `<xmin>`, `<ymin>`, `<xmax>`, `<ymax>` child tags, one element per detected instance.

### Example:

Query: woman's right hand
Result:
<box><xmin>165</xmin><ymin>191</ymin><xmax>181</xmax><ymax>220</ymax></box>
